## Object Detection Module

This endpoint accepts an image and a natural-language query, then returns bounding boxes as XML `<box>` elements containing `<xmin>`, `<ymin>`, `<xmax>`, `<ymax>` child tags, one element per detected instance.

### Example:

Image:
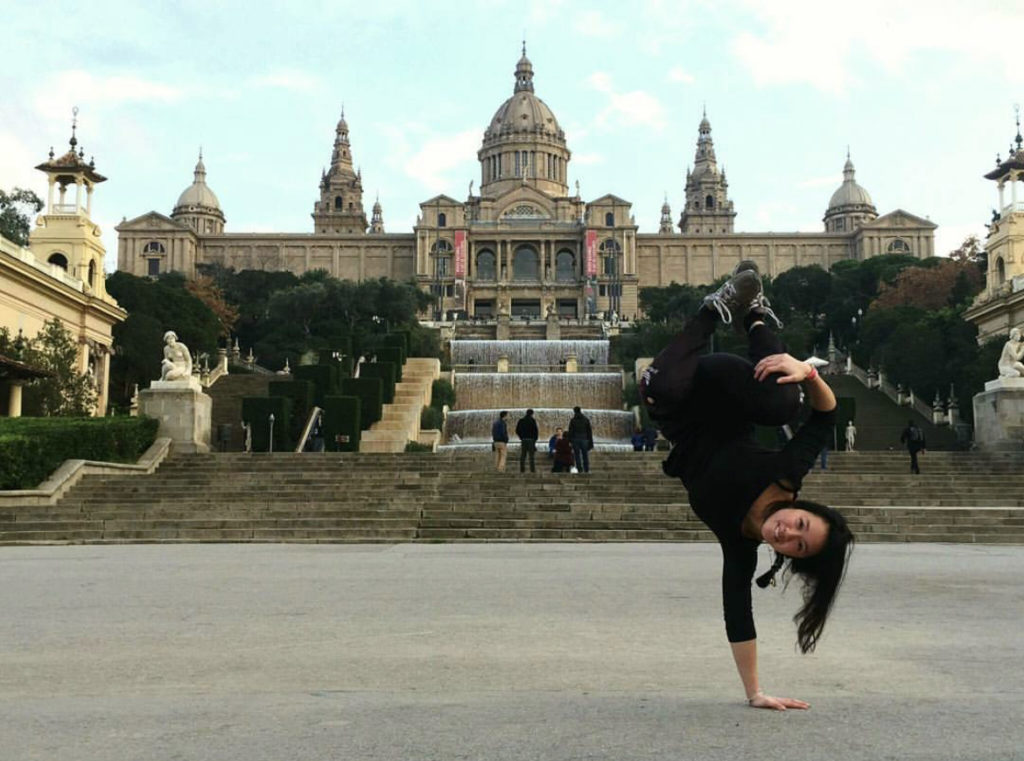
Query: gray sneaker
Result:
<box><xmin>749</xmin><ymin>291</ymin><xmax>783</xmax><ymax>329</ymax></box>
<box><xmin>702</xmin><ymin>269</ymin><xmax>762</xmax><ymax>325</ymax></box>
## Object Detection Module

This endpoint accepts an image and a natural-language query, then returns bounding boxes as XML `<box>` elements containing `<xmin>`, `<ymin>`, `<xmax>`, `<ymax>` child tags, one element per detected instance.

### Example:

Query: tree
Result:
<box><xmin>20</xmin><ymin>319</ymin><xmax>97</xmax><ymax>416</ymax></box>
<box><xmin>872</xmin><ymin>258</ymin><xmax>983</xmax><ymax>312</ymax></box>
<box><xmin>186</xmin><ymin>276</ymin><xmax>238</xmax><ymax>339</ymax></box>
<box><xmin>0</xmin><ymin>187</ymin><xmax>44</xmax><ymax>246</ymax></box>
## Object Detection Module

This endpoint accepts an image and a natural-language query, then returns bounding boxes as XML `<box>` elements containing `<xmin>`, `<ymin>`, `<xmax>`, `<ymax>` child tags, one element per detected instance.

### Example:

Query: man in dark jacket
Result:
<box><xmin>515</xmin><ymin>408</ymin><xmax>540</xmax><ymax>473</ymax></box>
<box><xmin>567</xmin><ymin>406</ymin><xmax>594</xmax><ymax>473</ymax></box>
<box><xmin>900</xmin><ymin>419</ymin><xmax>926</xmax><ymax>474</ymax></box>
<box><xmin>491</xmin><ymin>411</ymin><xmax>509</xmax><ymax>472</ymax></box>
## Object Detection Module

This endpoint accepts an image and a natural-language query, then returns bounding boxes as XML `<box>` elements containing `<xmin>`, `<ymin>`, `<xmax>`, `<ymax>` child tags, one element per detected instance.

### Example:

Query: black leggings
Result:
<box><xmin>641</xmin><ymin>309</ymin><xmax>800</xmax><ymax>446</ymax></box>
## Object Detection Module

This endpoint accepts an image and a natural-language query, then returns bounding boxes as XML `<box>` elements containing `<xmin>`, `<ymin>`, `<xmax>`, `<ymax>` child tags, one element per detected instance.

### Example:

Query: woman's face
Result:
<box><xmin>762</xmin><ymin>507</ymin><xmax>828</xmax><ymax>558</ymax></box>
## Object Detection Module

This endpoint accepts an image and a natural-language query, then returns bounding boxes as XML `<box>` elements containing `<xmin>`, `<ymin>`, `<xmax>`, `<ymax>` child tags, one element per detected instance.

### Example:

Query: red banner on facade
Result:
<box><xmin>585</xmin><ymin>230</ymin><xmax>597</xmax><ymax>277</ymax></box>
<box><xmin>454</xmin><ymin>230</ymin><xmax>466</xmax><ymax>278</ymax></box>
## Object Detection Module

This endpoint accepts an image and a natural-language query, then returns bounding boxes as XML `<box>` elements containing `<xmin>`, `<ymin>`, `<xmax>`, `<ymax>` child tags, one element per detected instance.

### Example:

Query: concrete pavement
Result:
<box><xmin>1</xmin><ymin>543</ymin><xmax>1021</xmax><ymax>760</ymax></box>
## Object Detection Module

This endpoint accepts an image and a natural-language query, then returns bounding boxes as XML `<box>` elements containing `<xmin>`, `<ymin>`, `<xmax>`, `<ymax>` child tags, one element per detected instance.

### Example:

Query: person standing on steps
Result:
<box><xmin>900</xmin><ymin>419</ymin><xmax>926</xmax><ymax>474</ymax></box>
<box><xmin>548</xmin><ymin>427</ymin><xmax>563</xmax><ymax>460</ymax></box>
<box><xmin>516</xmin><ymin>408</ymin><xmax>539</xmax><ymax>473</ymax></box>
<box><xmin>552</xmin><ymin>430</ymin><xmax>575</xmax><ymax>473</ymax></box>
<box><xmin>567</xmin><ymin>406</ymin><xmax>594</xmax><ymax>473</ymax></box>
<box><xmin>641</xmin><ymin>259</ymin><xmax>854</xmax><ymax>710</ymax></box>
<box><xmin>491</xmin><ymin>411</ymin><xmax>509</xmax><ymax>472</ymax></box>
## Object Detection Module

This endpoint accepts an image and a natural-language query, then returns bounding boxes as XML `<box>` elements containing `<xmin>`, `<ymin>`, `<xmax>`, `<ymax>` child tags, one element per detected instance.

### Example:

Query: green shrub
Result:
<box><xmin>372</xmin><ymin>346</ymin><xmax>404</xmax><ymax>381</ymax></box>
<box><xmin>340</xmin><ymin>377</ymin><xmax>383</xmax><ymax>429</ymax></box>
<box><xmin>0</xmin><ymin>416</ymin><xmax>159</xmax><ymax>490</ymax></box>
<box><xmin>430</xmin><ymin>378</ymin><xmax>455</xmax><ymax>410</ymax></box>
<box><xmin>292</xmin><ymin>364</ymin><xmax>338</xmax><ymax>407</ymax></box>
<box><xmin>322</xmin><ymin>395</ymin><xmax>361</xmax><ymax>452</ymax></box>
<box><xmin>241</xmin><ymin>396</ymin><xmax>293</xmax><ymax>452</ymax></box>
<box><xmin>359</xmin><ymin>362</ymin><xmax>396</xmax><ymax>404</ymax></box>
<box><xmin>420</xmin><ymin>405</ymin><xmax>443</xmax><ymax>430</ymax></box>
<box><xmin>383</xmin><ymin>331</ymin><xmax>410</xmax><ymax>356</ymax></box>
<box><xmin>268</xmin><ymin>380</ymin><xmax>316</xmax><ymax>443</ymax></box>
<box><xmin>404</xmin><ymin>440</ymin><xmax>434</xmax><ymax>452</ymax></box>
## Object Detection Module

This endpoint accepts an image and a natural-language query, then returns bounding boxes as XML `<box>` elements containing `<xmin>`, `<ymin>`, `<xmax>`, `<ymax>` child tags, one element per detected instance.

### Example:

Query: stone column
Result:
<box><xmin>8</xmin><ymin>382</ymin><xmax>23</xmax><ymax>418</ymax></box>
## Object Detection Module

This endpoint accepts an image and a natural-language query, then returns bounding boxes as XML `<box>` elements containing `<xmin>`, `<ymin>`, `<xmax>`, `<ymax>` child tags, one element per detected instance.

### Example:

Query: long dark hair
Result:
<box><xmin>760</xmin><ymin>499</ymin><xmax>855</xmax><ymax>654</ymax></box>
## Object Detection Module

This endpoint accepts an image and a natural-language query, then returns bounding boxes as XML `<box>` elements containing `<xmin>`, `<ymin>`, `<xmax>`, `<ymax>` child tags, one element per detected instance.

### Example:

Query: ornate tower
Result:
<box><xmin>823</xmin><ymin>151</ymin><xmax>877</xmax><ymax>233</ymax></box>
<box><xmin>679</xmin><ymin>111</ymin><xmax>736</xmax><ymax>234</ymax></box>
<box><xmin>659</xmin><ymin>195</ymin><xmax>674</xmax><ymax>234</ymax></box>
<box><xmin>477</xmin><ymin>45</ymin><xmax>571</xmax><ymax>198</ymax></box>
<box><xmin>171</xmin><ymin>150</ymin><xmax>225</xmax><ymax>235</ymax></box>
<box><xmin>31</xmin><ymin>109</ymin><xmax>111</xmax><ymax>299</ymax></box>
<box><xmin>312</xmin><ymin>108</ymin><xmax>368</xmax><ymax>234</ymax></box>
<box><xmin>369</xmin><ymin>195</ymin><xmax>384</xmax><ymax>234</ymax></box>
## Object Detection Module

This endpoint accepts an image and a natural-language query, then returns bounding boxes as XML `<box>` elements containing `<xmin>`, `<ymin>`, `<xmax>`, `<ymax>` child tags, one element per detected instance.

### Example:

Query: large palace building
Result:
<box><xmin>116</xmin><ymin>48</ymin><xmax>936</xmax><ymax>320</ymax></box>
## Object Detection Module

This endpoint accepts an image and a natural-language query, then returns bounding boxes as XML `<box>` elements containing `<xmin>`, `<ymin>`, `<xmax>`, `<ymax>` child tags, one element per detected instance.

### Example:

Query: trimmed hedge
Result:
<box><xmin>322</xmin><ymin>395</ymin><xmax>361</xmax><ymax>452</ymax></box>
<box><xmin>340</xmin><ymin>377</ymin><xmax>383</xmax><ymax>429</ymax></box>
<box><xmin>359</xmin><ymin>362</ymin><xmax>396</xmax><ymax>404</ymax></box>
<box><xmin>241</xmin><ymin>396</ymin><xmax>293</xmax><ymax>452</ymax></box>
<box><xmin>0</xmin><ymin>416</ymin><xmax>159</xmax><ymax>490</ymax></box>
<box><xmin>292</xmin><ymin>365</ymin><xmax>339</xmax><ymax>407</ymax></box>
<box><xmin>383</xmin><ymin>331</ymin><xmax>410</xmax><ymax>356</ymax></box>
<box><xmin>268</xmin><ymin>380</ymin><xmax>316</xmax><ymax>444</ymax></box>
<box><xmin>430</xmin><ymin>378</ymin><xmax>455</xmax><ymax>410</ymax></box>
<box><xmin>372</xmin><ymin>346</ymin><xmax>404</xmax><ymax>381</ymax></box>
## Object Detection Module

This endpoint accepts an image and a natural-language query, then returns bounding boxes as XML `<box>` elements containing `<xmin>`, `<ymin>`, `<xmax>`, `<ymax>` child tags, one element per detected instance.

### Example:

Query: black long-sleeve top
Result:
<box><xmin>666</xmin><ymin>408</ymin><xmax>836</xmax><ymax>642</ymax></box>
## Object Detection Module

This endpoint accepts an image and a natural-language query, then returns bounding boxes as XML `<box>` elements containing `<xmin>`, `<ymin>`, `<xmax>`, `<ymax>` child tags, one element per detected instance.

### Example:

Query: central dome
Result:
<box><xmin>478</xmin><ymin>47</ymin><xmax>571</xmax><ymax>198</ymax></box>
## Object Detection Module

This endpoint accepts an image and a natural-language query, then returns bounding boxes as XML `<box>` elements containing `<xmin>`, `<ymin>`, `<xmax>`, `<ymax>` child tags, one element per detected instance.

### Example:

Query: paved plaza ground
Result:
<box><xmin>1</xmin><ymin>542</ymin><xmax>1022</xmax><ymax>761</ymax></box>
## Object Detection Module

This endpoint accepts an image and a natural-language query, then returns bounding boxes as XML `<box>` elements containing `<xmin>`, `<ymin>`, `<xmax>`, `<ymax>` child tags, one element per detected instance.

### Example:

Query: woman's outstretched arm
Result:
<box><xmin>730</xmin><ymin>639</ymin><xmax>810</xmax><ymax>711</ymax></box>
<box><xmin>753</xmin><ymin>353</ymin><xmax>836</xmax><ymax>412</ymax></box>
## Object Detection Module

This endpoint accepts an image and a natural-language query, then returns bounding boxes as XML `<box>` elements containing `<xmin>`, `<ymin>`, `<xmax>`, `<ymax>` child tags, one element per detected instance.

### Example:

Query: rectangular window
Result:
<box><xmin>147</xmin><ymin>258</ymin><xmax>160</xmax><ymax>277</ymax></box>
<box><xmin>515</xmin><ymin>152</ymin><xmax>521</xmax><ymax>176</ymax></box>
<box><xmin>599</xmin><ymin>284</ymin><xmax>607</xmax><ymax>297</ymax></box>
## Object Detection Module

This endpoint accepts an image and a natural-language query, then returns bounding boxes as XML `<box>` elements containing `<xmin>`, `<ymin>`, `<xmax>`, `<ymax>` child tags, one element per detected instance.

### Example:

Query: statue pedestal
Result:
<box><xmin>140</xmin><ymin>378</ymin><xmax>212</xmax><ymax>454</ymax></box>
<box><xmin>973</xmin><ymin>377</ymin><xmax>1024</xmax><ymax>450</ymax></box>
<box><xmin>545</xmin><ymin>312</ymin><xmax>561</xmax><ymax>340</ymax></box>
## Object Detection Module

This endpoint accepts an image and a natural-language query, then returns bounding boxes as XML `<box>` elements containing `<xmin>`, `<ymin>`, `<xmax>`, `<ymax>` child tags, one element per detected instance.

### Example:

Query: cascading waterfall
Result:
<box><xmin>441</xmin><ymin>339</ymin><xmax>635</xmax><ymax>452</ymax></box>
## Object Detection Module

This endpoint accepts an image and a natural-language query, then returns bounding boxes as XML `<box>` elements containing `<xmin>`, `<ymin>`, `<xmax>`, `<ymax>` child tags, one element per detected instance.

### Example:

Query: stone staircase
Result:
<box><xmin>358</xmin><ymin>358</ymin><xmax>441</xmax><ymax>453</ymax></box>
<box><xmin>1</xmin><ymin>451</ymin><xmax>1022</xmax><ymax>545</ymax></box>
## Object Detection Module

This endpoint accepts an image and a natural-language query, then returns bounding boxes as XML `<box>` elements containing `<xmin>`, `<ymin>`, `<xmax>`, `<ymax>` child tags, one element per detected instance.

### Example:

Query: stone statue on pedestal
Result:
<box><xmin>997</xmin><ymin>328</ymin><xmax>1024</xmax><ymax>378</ymax></box>
<box><xmin>160</xmin><ymin>331</ymin><xmax>193</xmax><ymax>381</ymax></box>
<box><xmin>845</xmin><ymin>421</ymin><xmax>857</xmax><ymax>452</ymax></box>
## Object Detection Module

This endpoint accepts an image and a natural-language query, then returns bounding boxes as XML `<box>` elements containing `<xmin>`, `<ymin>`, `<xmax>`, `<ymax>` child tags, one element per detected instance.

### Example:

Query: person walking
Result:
<box><xmin>567</xmin><ymin>406</ymin><xmax>594</xmax><ymax>473</ymax></box>
<box><xmin>641</xmin><ymin>260</ymin><xmax>854</xmax><ymax>710</ymax></box>
<box><xmin>491</xmin><ymin>411</ymin><xmax>509</xmax><ymax>472</ymax></box>
<box><xmin>516</xmin><ymin>408</ymin><xmax>539</xmax><ymax>473</ymax></box>
<box><xmin>900</xmin><ymin>419</ymin><xmax>926</xmax><ymax>474</ymax></box>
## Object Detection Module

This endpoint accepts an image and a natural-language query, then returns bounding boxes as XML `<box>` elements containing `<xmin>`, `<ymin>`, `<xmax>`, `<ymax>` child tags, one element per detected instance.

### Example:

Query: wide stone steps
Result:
<box><xmin>1</xmin><ymin>451</ymin><xmax>1022</xmax><ymax>545</ymax></box>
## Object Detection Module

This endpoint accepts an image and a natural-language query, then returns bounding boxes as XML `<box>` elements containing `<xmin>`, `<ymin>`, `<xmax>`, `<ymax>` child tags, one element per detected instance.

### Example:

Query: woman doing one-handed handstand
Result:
<box><xmin>640</xmin><ymin>262</ymin><xmax>854</xmax><ymax>711</ymax></box>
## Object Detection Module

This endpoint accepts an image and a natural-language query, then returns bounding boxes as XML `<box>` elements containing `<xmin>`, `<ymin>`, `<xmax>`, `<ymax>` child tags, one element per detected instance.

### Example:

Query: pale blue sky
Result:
<box><xmin>3</xmin><ymin>0</ymin><xmax>1021</xmax><ymax>272</ymax></box>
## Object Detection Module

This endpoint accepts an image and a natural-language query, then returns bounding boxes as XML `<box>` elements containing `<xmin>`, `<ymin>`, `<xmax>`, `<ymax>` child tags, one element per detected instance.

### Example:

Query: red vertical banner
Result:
<box><xmin>454</xmin><ymin>230</ymin><xmax>466</xmax><ymax>278</ymax></box>
<box><xmin>585</xmin><ymin>230</ymin><xmax>597</xmax><ymax>277</ymax></box>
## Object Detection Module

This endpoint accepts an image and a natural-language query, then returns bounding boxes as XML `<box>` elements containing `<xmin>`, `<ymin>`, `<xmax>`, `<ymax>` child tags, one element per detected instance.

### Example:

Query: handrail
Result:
<box><xmin>295</xmin><ymin>406</ymin><xmax>324</xmax><ymax>452</ymax></box>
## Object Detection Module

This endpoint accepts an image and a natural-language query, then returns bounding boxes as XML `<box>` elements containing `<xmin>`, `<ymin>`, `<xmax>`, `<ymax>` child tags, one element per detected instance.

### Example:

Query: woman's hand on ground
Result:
<box><xmin>753</xmin><ymin>353</ymin><xmax>811</xmax><ymax>385</ymax></box>
<box><xmin>748</xmin><ymin>692</ymin><xmax>810</xmax><ymax>711</ymax></box>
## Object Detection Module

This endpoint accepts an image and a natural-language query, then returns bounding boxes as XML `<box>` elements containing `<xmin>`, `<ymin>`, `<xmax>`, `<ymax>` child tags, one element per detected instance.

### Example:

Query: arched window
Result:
<box><xmin>143</xmin><ymin>241</ymin><xmax>165</xmax><ymax>254</ymax></box>
<box><xmin>599</xmin><ymin>239</ymin><xmax>621</xmax><ymax>276</ymax></box>
<box><xmin>997</xmin><ymin>256</ymin><xmax>1006</xmax><ymax>284</ymax></box>
<box><xmin>887</xmin><ymin>238</ymin><xmax>911</xmax><ymax>254</ymax></box>
<box><xmin>476</xmin><ymin>250</ymin><xmax>496</xmax><ymax>280</ymax></box>
<box><xmin>512</xmin><ymin>245</ymin><xmax>540</xmax><ymax>281</ymax></box>
<box><xmin>334</xmin><ymin>196</ymin><xmax>343</xmax><ymax>210</ymax></box>
<box><xmin>705</xmin><ymin>195</ymin><xmax>715</xmax><ymax>210</ymax></box>
<box><xmin>438</xmin><ymin>212</ymin><xmax>447</xmax><ymax>228</ymax></box>
<box><xmin>555</xmin><ymin>250</ymin><xmax>575</xmax><ymax>282</ymax></box>
<box><xmin>48</xmin><ymin>252</ymin><xmax>69</xmax><ymax>270</ymax></box>
<box><xmin>431</xmin><ymin>239</ymin><xmax>453</xmax><ymax>277</ymax></box>
<box><xmin>87</xmin><ymin>260</ymin><xmax>96</xmax><ymax>288</ymax></box>
<box><xmin>605</xmin><ymin>212</ymin><xmax>614</xmax><ymax>227</ymax></box>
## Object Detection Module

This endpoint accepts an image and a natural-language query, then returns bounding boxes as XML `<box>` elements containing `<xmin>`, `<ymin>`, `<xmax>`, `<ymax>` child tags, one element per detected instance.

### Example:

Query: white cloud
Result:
<box><xmin>403</xmin><ymin>129</ymin><xmax>480</xmax><ymax>190</ymax></box>
<box><xmin>668</xmin><ymin>66</ymin><xmax>695</xmax><ymax>84</ymax></box>
<box><xmin>248</xmin><ymin>70</ymin><xmax>322</xmax><ymax>93</ymax></box>
<box><xmin>798</xmin><ymin>174</ymin><xmax>842</xmax><ymax>189</ymax></box>
<box><xmin>586</xmin><ymin>72</ymin><xmax>667</xmax><ymax>132</ymax></box>
<box><xmin>573</xmin><ymin>153</ymin><xmax>605</xmax><ymax>166</ymax></box>
<box><xmin>732</xmin><ymin>0</ymin><xmax>1024</xmax><ymax>93</ymax></box>
<box><xmin>575</xmin><ymin>10</ymin><xmax>619</xmax><ymax>38</ymax></box>
<box><xmin>33</xmin><ymin>71</ymin><xmax>186</xmax><ymax>120</ymax></box>
<box><xmin>0</xmin><ymin>131</ymin><xmax>46</xmax><ymax>192</ymax></box>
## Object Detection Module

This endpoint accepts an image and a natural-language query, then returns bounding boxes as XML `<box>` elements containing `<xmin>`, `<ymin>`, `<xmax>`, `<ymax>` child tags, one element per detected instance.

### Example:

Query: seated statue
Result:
<box><xmin>160</xmin><ymin>330</ymin><xmax>193</xmax><ymax>381</ymax></box>
<box><xmin>997</xmin><ymin>328</ymin><xmax>1024</xmax><ymax>378</ymax></box>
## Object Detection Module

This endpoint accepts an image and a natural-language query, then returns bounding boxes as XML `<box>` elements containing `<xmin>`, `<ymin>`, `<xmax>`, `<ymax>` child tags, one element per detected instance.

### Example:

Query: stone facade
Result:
<box><xmin>0</xmin><ymin>116</ymin><xmax>126</xmax><ymax>416</ymax></box>
<box><xmin>116</xmin><ymin>48</ymin><xmax>935</xmax><ymax>320</ymax></box>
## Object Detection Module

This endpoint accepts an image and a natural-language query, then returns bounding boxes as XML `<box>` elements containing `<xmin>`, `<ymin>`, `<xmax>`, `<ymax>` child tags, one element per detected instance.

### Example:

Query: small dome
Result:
<box><xmin>828</xmin><ymin>155</ymin><xmax>874</xmax><ymax>210</ymax></box>
<box><xmin>174</xmin><ymin>155</ymin><xmax>221</xmax><ymax>212</ymax></box>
